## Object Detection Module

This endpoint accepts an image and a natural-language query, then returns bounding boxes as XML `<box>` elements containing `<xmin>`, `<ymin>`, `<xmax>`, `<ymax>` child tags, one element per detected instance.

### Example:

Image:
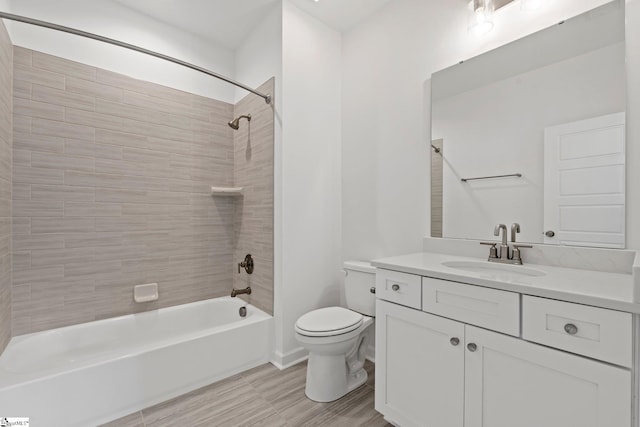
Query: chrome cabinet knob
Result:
<box><xmin>545</xmin><ymin>230</ymin><xmax>555</xmax><ymax>237</ymax></box>
<box><xmin>370</xmin><ymin>287</ymin><xmax>376</xmax><ymax>294</ymax></box>
<box><xmin>450</xmin><ymin>337</ymin><xmax>460</xmax><ymax>346</ymax></box>
<box><xmin>467</xmin><ymin>343</ymin><xmax>477</xmax><ymax>352</ymax></box>
<box><xmin>564</xmin><ymin>323</ymin><xmax>578</xmax><ymax>335</ymax></box>
<box><xmin>392</xmin><ymin>284</ymin><xmax>400</xmax><ymax>291</ymax></box>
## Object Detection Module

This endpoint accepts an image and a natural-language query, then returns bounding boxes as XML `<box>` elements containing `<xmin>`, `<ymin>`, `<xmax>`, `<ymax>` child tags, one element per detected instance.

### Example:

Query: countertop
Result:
<box><xmin>372</xmin><ymin>252</ymin><xmax>640</xmax><ymax>313</ymax></box>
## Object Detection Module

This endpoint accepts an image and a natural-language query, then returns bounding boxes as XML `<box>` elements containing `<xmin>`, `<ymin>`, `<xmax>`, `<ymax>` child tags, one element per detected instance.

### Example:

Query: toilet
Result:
<box><xmin>295</xmin><ymin>261</ymin><xmax>376</xmax><ymax>402</ymax></box>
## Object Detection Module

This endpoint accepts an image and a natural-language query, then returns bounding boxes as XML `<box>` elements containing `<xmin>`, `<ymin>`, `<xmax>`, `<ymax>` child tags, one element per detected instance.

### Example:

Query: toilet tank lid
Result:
<box><xmin>343</xmin><ymin>261</ymin><xmax>376</xmax><ymax>274</ymax></box>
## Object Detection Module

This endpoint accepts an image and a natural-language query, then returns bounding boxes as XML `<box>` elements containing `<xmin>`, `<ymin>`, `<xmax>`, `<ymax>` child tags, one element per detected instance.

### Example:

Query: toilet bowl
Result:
<box><xmin>295</xmin><ymin>261</ymin><xmax>376</xmax><ymax>402</ymax></box>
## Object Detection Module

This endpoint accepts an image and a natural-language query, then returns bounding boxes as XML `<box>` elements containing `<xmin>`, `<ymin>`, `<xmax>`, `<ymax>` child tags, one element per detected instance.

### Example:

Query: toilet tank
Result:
<box><xmin>344</xmin><ymin>261</ymin><xmax>376</xmax><ymax>317</ymax></box>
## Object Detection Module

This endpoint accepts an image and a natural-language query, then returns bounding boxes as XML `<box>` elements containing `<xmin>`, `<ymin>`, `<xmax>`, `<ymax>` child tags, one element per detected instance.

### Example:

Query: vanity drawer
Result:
<box><xmin>376</xmin><ymin>269</ymin><xmax>422</xmax><ymax>309</ymax></box>
<box><xmin>522</xmin><ymin>296</ymin><xmax>632</xmax><ymax>367</ymax></box>
<box><xmin>422</xmin><ymin>277</ymin><xmax>520</xmax><ymax>336</ymax></box>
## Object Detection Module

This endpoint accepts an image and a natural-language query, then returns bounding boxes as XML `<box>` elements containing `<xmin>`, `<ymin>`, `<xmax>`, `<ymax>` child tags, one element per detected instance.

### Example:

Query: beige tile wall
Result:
<box><xmin>0</xmin><ymin>21</ymin><xmax>12</xmax><ymax>353</ymax></box>
<box><xmin>11</xmin><ymin>47</ymin><xmax>250</xmax><ymax>335</ymax></box>
<box><xmin>232</xmin><ymin>79</ymin><xmax>274</xmax><ymax>315</ymax></box>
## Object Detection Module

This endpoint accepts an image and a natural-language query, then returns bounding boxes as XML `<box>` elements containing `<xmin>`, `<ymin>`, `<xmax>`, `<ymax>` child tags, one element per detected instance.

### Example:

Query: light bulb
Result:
<box><xmin>468</xmin><ymin>0</ymin><xmax>494</xmax><ymax>36</ymax></box>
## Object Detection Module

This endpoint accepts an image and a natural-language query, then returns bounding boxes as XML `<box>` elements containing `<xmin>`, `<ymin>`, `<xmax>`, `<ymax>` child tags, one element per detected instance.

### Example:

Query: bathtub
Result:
<box><xmin>0</xmin><ymin>297</ymin><xmax>272</xmax><ymax>427</ymax></box>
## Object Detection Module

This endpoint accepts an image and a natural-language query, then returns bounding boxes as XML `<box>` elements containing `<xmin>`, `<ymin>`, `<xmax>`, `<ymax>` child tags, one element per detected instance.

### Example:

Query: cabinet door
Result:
<box><xmin>464</xmin><ymin>325</ymin><xmax>631</xmax><ymax>427</ymax></box>
<box><xmin>375</xmin><ymin>299</ymin><xmax>465</xmax><ymax>427</ymax></box>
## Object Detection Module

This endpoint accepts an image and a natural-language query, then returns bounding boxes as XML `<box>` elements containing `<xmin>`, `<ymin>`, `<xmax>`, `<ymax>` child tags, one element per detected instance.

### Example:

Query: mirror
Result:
<box><xmin>430</xmin><ymin>1</ymin><xmax>626</xmax><ymax>248</ymax></box>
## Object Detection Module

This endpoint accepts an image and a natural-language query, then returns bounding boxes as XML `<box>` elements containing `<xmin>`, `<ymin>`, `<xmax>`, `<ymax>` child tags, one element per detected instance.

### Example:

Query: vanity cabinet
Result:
<box><xmin>465</xmin><ymin>324</ymin><xmax>630</xmax><ymax>427</ymax></box>
<box><xmin>375</xmin><ymin>270</ymin><xmax>633</xmax><ymax>427</ymax></box>
<box><xmin>376</xmin><ymin>299</ymin><xmax>465</xmax><ymax>427</ymax></box>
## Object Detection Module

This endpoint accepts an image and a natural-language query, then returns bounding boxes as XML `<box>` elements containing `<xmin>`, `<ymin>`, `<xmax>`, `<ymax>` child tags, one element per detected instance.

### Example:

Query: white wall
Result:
<box><xmin>233</xmin><ymin>2</ymin><xmax>288</xmax><ymax>364</ymax></box>
<box><xmin>234</xmin><ymin>0</ymin><xmax>342</xmax><ymax>368</ymax></box>
<box><xmin>234</xmin><ymin>5</ymin><xmax>282</xmax><ymax>104</ymax></box>
<box><xmin>342</xmin><ymin>0</ymin><xmax>615</xmax><ymax>262</ymax></box>
<box><xmin>278</xmin><ymin>1</ymin><xmax>342</xmax><ymax>364</ymax></box>
<box><xmin>433</xmin><ymin>43</ymin><xmax>625</xmax><ymax>243</ymax></box>
<box><xmin>4</xmin><ymin>0</ymin><xmax>235</xmax><ymax>102</ymax></box>
<box><xmin>627</xmin><ymin>0</ymin><xmax>640</xmax><ymax>250</ymax></box>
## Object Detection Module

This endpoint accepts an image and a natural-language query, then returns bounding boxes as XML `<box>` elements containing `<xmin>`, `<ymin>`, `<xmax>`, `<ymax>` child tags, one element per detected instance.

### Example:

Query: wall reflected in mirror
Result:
<box><xmin>430</xmin><ymin>0</ymin><xmax>626</xmax><ymax>248</ymax></box>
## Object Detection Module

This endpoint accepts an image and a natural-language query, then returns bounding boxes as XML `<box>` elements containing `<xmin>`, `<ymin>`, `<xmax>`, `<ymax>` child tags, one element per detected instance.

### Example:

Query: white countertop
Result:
<box><xmin>372</xmin><ymin>252</ymin><xmax>640</xmax><ymax>313</ymax></box>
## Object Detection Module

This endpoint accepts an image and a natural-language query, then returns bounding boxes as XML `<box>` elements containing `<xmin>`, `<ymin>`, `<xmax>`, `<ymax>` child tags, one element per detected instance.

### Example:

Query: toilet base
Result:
<box><xmin>305</xmin><ymin>352</ymin><xmax>368</xmax><ymax>402</ymax></box>
<box><xmin>296</xmin><ymin>316</ymin><xmax>374</xmax><ymax>403</ymax></box>
<box><xmin>347</xmin><ymin>367</ymin><xmax>368</xmax><ymax>392</ymax></box>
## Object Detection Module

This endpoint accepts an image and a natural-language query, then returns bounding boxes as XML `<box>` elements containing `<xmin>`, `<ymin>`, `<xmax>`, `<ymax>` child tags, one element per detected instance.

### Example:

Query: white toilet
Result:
<box><xmin>294</xmin><ymin>261</ymin><xmax>376</xmax><ymax>402</ymax></box>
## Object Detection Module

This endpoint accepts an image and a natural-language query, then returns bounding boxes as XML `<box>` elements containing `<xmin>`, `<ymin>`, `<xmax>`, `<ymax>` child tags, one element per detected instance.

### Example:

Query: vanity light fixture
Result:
<box><xmin>468</xmin><ymin>0</ymin><xmax>495</xmax><ymax>37</ymax></box>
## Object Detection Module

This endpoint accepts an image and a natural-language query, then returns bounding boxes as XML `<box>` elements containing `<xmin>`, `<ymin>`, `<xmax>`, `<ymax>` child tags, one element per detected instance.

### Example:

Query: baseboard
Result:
<box><xmin>384</xmin><ymin>417</ymin><xmax>401</xmax><ymax>427</ymax></box>
<box><xmin>271</xmin><ymin>343</ymin><xmax>374</xmax><ymax>369</ymax></box>
<box><xmin>270</xmin><ymin>346</ymin><xmax>308</xmax><ymax>370</ymax></box>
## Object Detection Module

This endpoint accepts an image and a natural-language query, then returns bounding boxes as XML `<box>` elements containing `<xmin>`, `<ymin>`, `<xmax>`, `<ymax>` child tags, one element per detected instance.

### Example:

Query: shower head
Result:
<box><xmin>228</xmin><ymin>114</ymin><xmax>252</xmax><ymax>130</ymax></box>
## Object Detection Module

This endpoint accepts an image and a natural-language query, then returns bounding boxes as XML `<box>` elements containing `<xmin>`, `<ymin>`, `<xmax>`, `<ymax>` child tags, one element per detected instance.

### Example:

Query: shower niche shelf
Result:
<box><xmin>211</xmin><ymin>186</ymin><xmax>244</xmax><ymax>197</ymax></box>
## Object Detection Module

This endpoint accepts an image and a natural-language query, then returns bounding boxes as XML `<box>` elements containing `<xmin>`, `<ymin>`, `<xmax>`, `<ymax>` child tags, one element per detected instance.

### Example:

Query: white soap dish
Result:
<box><xmin>134</xmin><ymin>283</ymin><xmax>159</xmax><ymax>303</ymax></box>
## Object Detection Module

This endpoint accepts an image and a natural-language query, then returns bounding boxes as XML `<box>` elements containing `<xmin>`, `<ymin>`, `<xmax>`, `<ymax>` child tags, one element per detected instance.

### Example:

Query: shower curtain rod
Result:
<box><xmin>0</xmin><ymin>11</ymin><xmax>272</xmax><ymax>104</ymax></box>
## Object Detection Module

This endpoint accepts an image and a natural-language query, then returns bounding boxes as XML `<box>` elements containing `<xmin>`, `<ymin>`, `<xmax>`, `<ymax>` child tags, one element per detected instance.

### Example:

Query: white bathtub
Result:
<box><xmin>0</xmin><ymin>297</ymin><xmax>272</xmax><ymax>427</ymax></box>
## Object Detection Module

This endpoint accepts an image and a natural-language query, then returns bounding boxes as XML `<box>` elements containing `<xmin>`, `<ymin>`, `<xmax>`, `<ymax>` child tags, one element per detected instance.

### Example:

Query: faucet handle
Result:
<box><xmin>513</xmin><ymin>244</ymin><xmax>532</xmax><ymax>249</ymax></box>
<box><xmin>238</xmin><ymin>254</ymin><xmax>254</xmax><ymax>274</ymax></box>
<box><xmin>480</xmin><ymin>242</ymin><xmax>499</xmax><ymax>260</ymax></box>
<box><xmin>511</xmin><ymin>244</ymin><xmax>532</xmax><ymax>264</ymax></box>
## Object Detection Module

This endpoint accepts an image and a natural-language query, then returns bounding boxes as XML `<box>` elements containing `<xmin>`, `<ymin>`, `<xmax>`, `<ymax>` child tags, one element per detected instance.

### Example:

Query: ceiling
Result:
<box><xmin>113</xmin><ymin>0</ymin><xmax>394</xmax><ymax>50</ymax></box>
<box><xmin>288</xmin><ymin>0</ymin><xmax>394</xmax><ymax>32</ymax></box>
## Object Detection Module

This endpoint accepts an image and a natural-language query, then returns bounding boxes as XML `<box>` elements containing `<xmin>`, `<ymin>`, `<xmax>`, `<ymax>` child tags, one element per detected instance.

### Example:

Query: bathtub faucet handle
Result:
<box><xmin>238</xmin><ymin>254</ymin><xmax>254</xmax><ymax>274</ymax></box>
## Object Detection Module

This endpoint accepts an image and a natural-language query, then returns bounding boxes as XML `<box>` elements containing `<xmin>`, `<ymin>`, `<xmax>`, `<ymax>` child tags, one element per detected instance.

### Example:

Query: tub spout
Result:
<box><xmin>231</xmin><ymin>287</ymin><xmax>252</xmax><ymax>297</ymax></box>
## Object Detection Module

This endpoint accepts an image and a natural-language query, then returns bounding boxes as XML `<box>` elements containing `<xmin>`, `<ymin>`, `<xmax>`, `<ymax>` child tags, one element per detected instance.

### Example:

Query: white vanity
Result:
<box><xmin>382</xmin><ymin>1</ymin><xmax>638</xmax><ymax>425</ymax></box>
<box><xmin>372</xmin><ymin>244</ymin><xmax>640</xmax><ymax>427</ymax></box>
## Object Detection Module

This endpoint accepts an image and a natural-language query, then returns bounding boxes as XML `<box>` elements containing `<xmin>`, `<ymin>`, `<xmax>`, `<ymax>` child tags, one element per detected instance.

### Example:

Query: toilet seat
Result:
<box><xmin>295</xmin><ymin>307</ymin><xmax>363</xmax><ymax>337</ymax></box>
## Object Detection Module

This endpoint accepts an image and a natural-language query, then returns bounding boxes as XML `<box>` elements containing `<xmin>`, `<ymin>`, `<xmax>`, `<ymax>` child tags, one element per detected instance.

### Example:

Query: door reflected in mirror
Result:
<box><xmin>430</xmin><ymin>0</ymin><xmax>626</xmax><ymax>248</ymax></box>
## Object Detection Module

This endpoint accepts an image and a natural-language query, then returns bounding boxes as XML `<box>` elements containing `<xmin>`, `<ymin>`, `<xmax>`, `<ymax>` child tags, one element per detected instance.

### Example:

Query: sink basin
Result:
<box><xmin>441</xmin><ymin>260</ymin><xmax>546</xmax><ymax>280</ymax></box>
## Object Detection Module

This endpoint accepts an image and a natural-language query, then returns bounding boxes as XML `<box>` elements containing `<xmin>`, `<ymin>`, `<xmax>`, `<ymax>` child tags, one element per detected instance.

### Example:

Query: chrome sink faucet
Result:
<box><xmin>494</xmin><ymin>223</ymin><xmax>509</xmax><ymax>260</ymax></box>
<box><xmin>511</xmin><ymin>223</ymin><xmax>520</xmax><ymax>242</ymax></box>
<box><xmin>481</xmin><ymin>223</ymin><xmax>532</xmax><ymax>265</ymax></box>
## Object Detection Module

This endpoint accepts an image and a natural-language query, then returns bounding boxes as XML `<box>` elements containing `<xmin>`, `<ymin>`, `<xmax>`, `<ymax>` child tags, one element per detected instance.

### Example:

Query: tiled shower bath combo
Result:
<box><xmin>11</xmin><ymin>46</ymin><xmax>274</xmax><ymax>332</ymax></box>
<box><xmin>0</xmin><ymin>17</ymin><xmax>275</xmax><ymax>425</ymax></box>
